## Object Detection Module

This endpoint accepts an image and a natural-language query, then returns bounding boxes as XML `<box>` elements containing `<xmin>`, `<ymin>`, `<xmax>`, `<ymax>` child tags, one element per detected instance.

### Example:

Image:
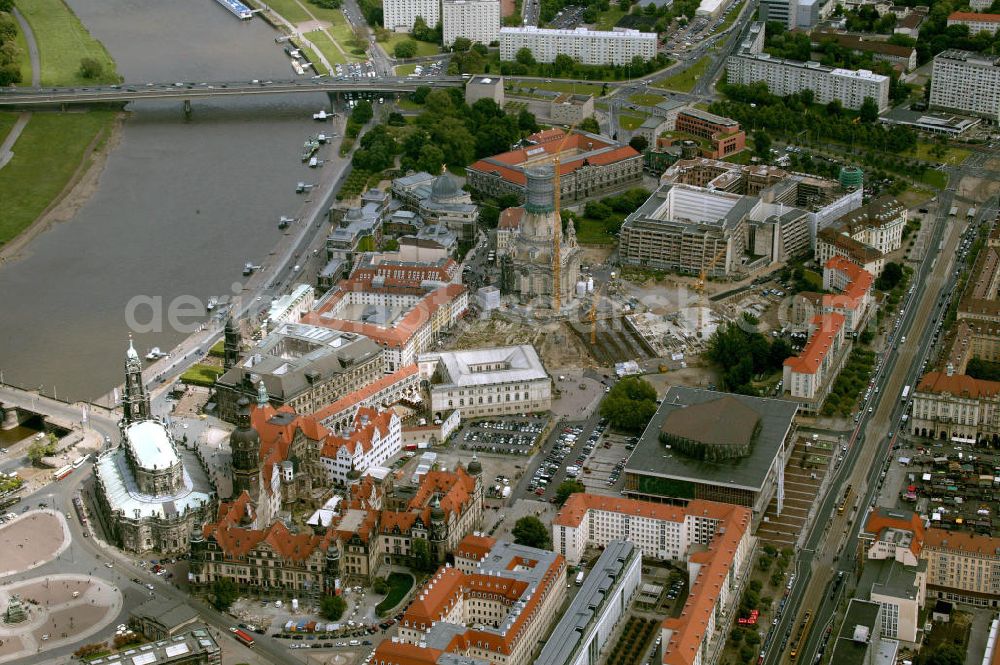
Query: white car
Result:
<box><xmin>145</xmin><ymin>583</ymin><xmax>154</xmax><ymax>590</ymax></box>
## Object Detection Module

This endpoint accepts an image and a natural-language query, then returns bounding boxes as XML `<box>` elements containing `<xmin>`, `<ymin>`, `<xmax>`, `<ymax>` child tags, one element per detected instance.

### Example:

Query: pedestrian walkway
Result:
<box><xmin>0</xmin><ymin>9</ymin><xmax>40</xmax><ymax>172</ymax></box>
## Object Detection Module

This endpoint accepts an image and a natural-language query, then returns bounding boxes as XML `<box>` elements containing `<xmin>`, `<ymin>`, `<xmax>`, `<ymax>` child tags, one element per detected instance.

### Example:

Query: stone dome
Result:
<box><xmin>430</xmin><ymin>494</ymin><xmax>446</xmax><ymax>521</ymax></box>
<box><xmin>431</xmin><ymin>172</ymin><xmax>461</xmax><ymax>201</ymax></box>
<box><xmin>467</xmin><ymin>454</ymin><xmax>482</xmax><ymax>476</ymax></box>
<box><xmin>230</xmin><ymin>397</ymin><xmax>260</xmax><ymax>450</ymax></box>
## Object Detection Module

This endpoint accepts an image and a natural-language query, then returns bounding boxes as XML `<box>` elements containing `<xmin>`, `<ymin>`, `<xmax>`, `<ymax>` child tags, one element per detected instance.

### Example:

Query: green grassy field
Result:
<box><xmin>591</xmin><ymin>7</ymin><xmax>626</xmax><ymax>29</ymax></box>
<box><xmin>376</xmin><ymin>573</ymin><xmax>414</xmax><ymax>616</ymax></box>
<box><xmin>575</xmin><ymin>218</ymin><xmax>615</xmax><ymax>244</ymax></box>
<box><xmin>717</xmin><ymin>0</ymin><xmax>745</xmax><ymax>32</ymax></box>
<box><xmin>917</xmin><ymin>169</ymin><xmax>948</xmax><ymax>189</ymax></box>
<box><xmin>255</xmin><ymin>0</ymin><xmax>312</xmax><ymax>23</ymax></box>
<box><xmin>14</xmin><ymin>24</ymin><xmax>32</xmax><ymax>86</ymax></box>
<box><xmin>0</xmin><ymin>113</ymin><xmax>17</xmax><ymax>145</ymax></box>
<box><xmin>629</xmin><ymin>92</ymin><xmax>664</xmax><ymax>106</ymax></box>
<box><xmin>619</xmin><ymin>114</ymin><xmax>646</xmax><ymax>130</ymax></box>
<box><xmin>180</xmin><ymin>363</ymin><xmax>222</xmax><ymax>387</ymax></box>
<box><xmin>654</xmin><ymin>55</ymin><xmax>710</xmax><ymax>93</ymax></box>
<box><xmin>304</xmin><ymin>30</ymin><xmax>347</xmax><ymax>65</ymax></box>
<box><xmin>0</xmin><ymin>111</ymin><xmax>115</xmax><ymax>247</ymax></box>
<box><xmin>904</xmin><ymin>141</ymin><xmax>970</xmax><ymax>166</ymax></box>
<box><xmin>299</xmin><ymin>44</ymin><xmax>329</xmax><ymax>75</ymax></box>
<box><xmin>395</xmin><ymin>63</ymin><xmax>419</xmax><ymax>75</ymax></box>
<box><xmin>523</xmin><ymin>80</ymin><xmax>604</xmax><ymax>95</ymax></box>
<box><xmin>381</xmin><ymin>32</ymin><xmax>440</xmax><ymax>57</ymax></box>
<box><xmin>17</xmin><ymin>0</ymin><xmax>119</xmax><ymax>86</ymax></box>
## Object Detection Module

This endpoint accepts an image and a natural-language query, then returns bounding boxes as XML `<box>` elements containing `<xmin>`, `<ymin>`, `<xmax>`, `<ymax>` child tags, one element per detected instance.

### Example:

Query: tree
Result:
<box><xmin>372</xmin><ymin>578</ymin><xmax>389</xmax><ymax>594</ymax></box>
<box><xmin>859</xmin><ymin>96</ymin><xmax>879</xmax><ymax>123</ymax></box>
<box><xmin>351</xmin><ymin>99</ymin><xmax>374</xmax><ymax>125</ymax></box>
<box><xmin>915</xmin><ymin>645</ymin><xmax>964</xmax><ymax>665</ymax></box>
<box><xmin>875</xmin><ymin>261</ymin><xmax>903</xmax><ymax>291</ymax></box>
<box><xmin>79</xmin><ymin>57</ymin><xmax>103</xmax><ymax>80</ymax></box>
<box><xmin>417</xmin><ymin>143</ymin><xmax>445</xmax><ymax>174</ymax></box>
<box><xmin>826</xmin><ymin>99</ymin><xmax>843</xmax><ymax>116</ymax></box>
<box><xmin>27</xmin><ymin>438</ymin><xmax>55</xmax><ymax>465</ymax></box>
<box><xmin>579</xmin><ymin>116</ymin><xmax>601</xmax><ymax>133</ymax></box>
<box><xmin>411</xmin><ymin>537</ymin><xmax>436</xmax><ymax>572</ymax></box>
<box><xmin>517</xmin><ymin>108</ymin><xmax>538</xmax><ymax>132</ymax></box>
<box><xmin>555</xmin><ymin>480</ymin><xmax>585</xmax><ymax>505</ymax></box>
<box><xmin>629</xmin><ymin>135</ymin><xmax>649</xmax><ymax>153</ymax></box>
<box><xmin>515</xmin><ymin>47</ymin><xmax>536</xmax><ymax>66</ymax></box>
<box><xmin>211</xmin><ymin>577</ymin><xmax>239</xmax><ymax>611</ymax></box>
<box><xmin>0</xmin><ymin>0</ymin><xmax>13</xmax><ymax>12</ymax></box>
<box><xmin>320</xmin><ymin>595</ymin><xmax>347</xmax><ymax>620</ymax></box>
<box><xmin>394</xmin><ymin>39</ymin><xmax>418</xmax><ymax>58</ymax></box>
<box><xmin>753</xmin><ymin>130</ymin><xmax>772</xmax><ymax>162</ymax></box>
<box><xmin>600</xmin><ymin>376</ymin><xmax>658</xmax><ymax>432</ymax></box>
<box><xmin>451</xmin><ymin>36</ymin><xmax>472</xmax><ymax>52</ymax></box>
<box><xmin>412</xmin><ymin>86</ymin><xmax>432</xmax><ymax>104</ymax></box>
<box><xmin>512</xmin><ymin>516</ymin><xmax>550</xmax><ymax>549</ymax></box>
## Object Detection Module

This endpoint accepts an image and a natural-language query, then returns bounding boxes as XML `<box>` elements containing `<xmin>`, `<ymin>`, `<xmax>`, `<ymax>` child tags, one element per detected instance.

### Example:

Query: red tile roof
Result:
<box><xmin>499</xmin><ymin>206</ymin><xmax>524</xmax><ymax>230</ymax></box>
<box><xmin>320</xmin><ymin>407</ymin><xmax>396</xmax><ymax>459</ymax></box>
<box><xmin>311</xmin><ymin>364</ymin><xmax>419</xmax><ymax>424</ymax></box>
<box><xmin>454</xmin><ymin>533</ymin><xmax>497</xmax><ymax>562</ymax></box>
<box><xmin>783</xmin><ymin>313</ymin><xmax>845</xmax><ymax>375</ymax></box>
<box><xmin>916</xmin><ymin>371</ymin><xmax>1000</xmax><ymax>399</ymax></box>
<box><xmin>948</xmin><ymin>11</ymin><xmax>1000</xmax><ymax>22</ymax></box>
<box><xmin>373</xmin><ymin>641</ymin><xmax>445</xmax><ymax>665</ymax></box>
<box><xmin>924</xmin><ymin>527</ymin><xmax>1000</xmax><ymax>555</ymax></box>
<box><xmin>823</xmin><ymin>256</ymin><xmax>874</xmax><ymax>311</ymax></box>
<box><xmin>863</xmin><ymin>509</ymin><xmax>925</xmax><ymax>556</ymax></box>
<box><xmin>203</xmin><ymin>492</ymin><xmax>335</xmax><ymax>561</ymax></box>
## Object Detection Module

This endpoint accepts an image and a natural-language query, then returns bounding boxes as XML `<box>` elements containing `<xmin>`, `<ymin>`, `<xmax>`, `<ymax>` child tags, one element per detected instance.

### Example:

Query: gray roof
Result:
<box><xmin>125</xmin><ymin>421</ymin><xmax>179</xmax><ymax>471</ymax></box>
<box><xmin>89</xmin><ymin>625</ymin><xmax>219</xmax><ymax>665</ymax></box>
<box><xmin>859</xmin><ymin>558</ymin><xmax>921</xmax><ymax>601</ymax></box>
<box><xmin>829</xmin><ymin>599</ymin><xmax>895</xmax><ymax>665</ymax></box>
<box><xmin>394</xmin><ymin>171</ymin><xmax>435</xmax><ymax>188</ymax></box>
<box><xmin>535</xmin><ymin>541</ymin><xmax>638</xmax><ymax>665</ymax></box>
<box><xmin>420</xmin><ymin>345</ymin><xmax>548</xmax><ymax>389</ymax></box>
<box><xmin>132</xmin><ymin>597</ymin><xmax>199</xmax><ymax>631</ymax></box>
<box><xmin>95</xmin><ymin>445</ymin><xmax>214</xmax><ymax>520</ymax></box>
<box><xmin>622</xmin><ymin>184</ymin><xmax>759</xmax><ymax>237</ymax></box>
<box><xmin>626</xmin><ymin>387</ymin><xmax>798</xmax><ymax>492</ymax></box>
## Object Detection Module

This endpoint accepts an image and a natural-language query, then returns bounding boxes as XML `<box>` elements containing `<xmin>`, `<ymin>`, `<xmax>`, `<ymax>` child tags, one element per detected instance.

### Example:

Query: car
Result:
<box><xmin>105</xmin><ymin>562</ymin><xmax>113</xmax><ymax>568</ymax></box>
<box><xmin>145</xmin><ymin>583</ymin><xmax>155</xmax><ymax>590</ymax></box>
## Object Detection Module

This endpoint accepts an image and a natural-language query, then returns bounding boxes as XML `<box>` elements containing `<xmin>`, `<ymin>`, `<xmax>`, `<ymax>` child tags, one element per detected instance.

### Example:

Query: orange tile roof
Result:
<box><xmin>916</xmin><ymin>371</ymin><xmax>1000</xmax><ymax>399</ymax></box>
<box><xmin>499</xmin><ymin>207</ymin><xmax>524</xmax><ymax>230</ymax></box>
<box><xmin>554</xmin><ymin>493</ymin><xmax>743</xmax><ymax>527</ymax></box>
<box><xmin>203</xmin><ymin>494</ymin><xmax>335</xmax><ymax>561</ymax></box>
<box><xmin>250</xmin><ymin>403</ymin><xmax>328</xmax><ymax>496</ymax></box>
<box><xmin>863</xmin><ymin>509</ymin><xmax>925</xmax><ymax>556</ymax></box>
<box><xmin>302</xmin><ymin>282</ymin><xmax>467</xmax><ymax>348</ymax></box>
<box><xmin>783</xmin><ymin>313</ymin><xmax>845</xmax><ymax>375</ymax></box>
<box><xmin>924</xmin><ymin>527</ymin><xmax>1000</xmax><ymax>555</ymax></box>
<box><xmin>311</xmin><ymin>364</ymin><xmax>419</xmax><ymax>423</ymax></box>
<box><xmin>409</xmin><ymin>467</ymin><xmax>477</xmax><ymax>520</ymax></box>
<box><xmin>455</xmin><ymin>533</ymin><xmax>497</xmax><ymax>562</ymax></box>
<box><xmin>823</xmin><ymin>256</ymin><xmax>873</xmax><ymax>311</ymax></box>
<box><xmin>373</xmin><ymin>641</ymin><xmax>445</xmax><ymax>665</ymax></box>
<box><xmin>319</xmin><ymin>407</ymin><xmax>396</xmax><ymax>459</ymax></box>
<box><xmin>948</xmin><ymin>11</ymin><xmax>1000</xmax><ymax>21</ymax></box>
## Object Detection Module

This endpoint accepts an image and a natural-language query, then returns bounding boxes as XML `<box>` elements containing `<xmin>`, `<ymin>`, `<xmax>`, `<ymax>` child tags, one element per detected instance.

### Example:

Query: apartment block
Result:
<box><xmin>727</xmin><ymin>22</ymin><xmax>890</xmax><ymax>111</ymax></box>
<box><xmin>442</xmin><ymin>0</ymin><xmax>501</xmax><ymax>47</ymax></box>
<box><xmin>782</xmin><ymin>312</ymin><xmax>848</xmax><ymax>404</ymax></box>
<box><xmin>947</xmin><ymin>11</ymin><xmax>1000</xmax><ymax>36</ymax></box>
<box><xmin>930</xmin><ymin>50</ymin><xmax>1000</xmax><ymax>122</ymax></box>
<box><xmin>499</xmin><ymin>26</ymin><xmax>657</xmax><ymax>66</ymax></box>
<box><xmin>822</xmin><ymin>255</ymin><xmax>874</xmax><ymax>333</ymax></box>
<box><xmin>384</xmin><ymin>0</ymin><xmax>440</xmax><ymax>32</ymax></box>
<box><xmin>924</xmin><ymin>529</ymin><xmax>1000</xmax><ymax>607</ymax></box>
<box><xmin>673</xmin><ymin>108</ymin><xmax>747</xmax><ymax>158</ymax></box>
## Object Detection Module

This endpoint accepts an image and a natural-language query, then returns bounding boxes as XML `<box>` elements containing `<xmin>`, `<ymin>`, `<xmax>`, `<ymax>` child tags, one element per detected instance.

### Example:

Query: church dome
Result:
<box><xmin>431</xmin><ymin>172</ymin><xmax>460</xmax><ymax>201</ymax></box>
<box><xmin>430</xmin><ymin>495</ymin><xmax>446</xmax><ymax>521</ymax></box>
<box><xmin>230</xmin><ymin>397</ymin><xmax>260</xmax><ymax>451</ymax></box>
<box><xmin>467</xmin><ymin>455</ymin><xmax>482</xmax><ymax>476</ymax></box>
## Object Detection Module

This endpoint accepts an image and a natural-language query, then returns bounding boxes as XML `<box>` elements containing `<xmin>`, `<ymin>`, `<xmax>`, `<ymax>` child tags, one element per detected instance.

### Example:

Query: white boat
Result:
<box><xmin>207</xmin><ymin>297</ymin><xmax>219</xmax><ymax>311</ymax></box>
<box><xmin>313</xmin><ymin>109</ymin><xmax>330</xmax><ymax>121</ymax></box>
<box><xmin>145</xmin><ymin>347</ymin><xmax>165</xmax><ymax>360</ymax></box>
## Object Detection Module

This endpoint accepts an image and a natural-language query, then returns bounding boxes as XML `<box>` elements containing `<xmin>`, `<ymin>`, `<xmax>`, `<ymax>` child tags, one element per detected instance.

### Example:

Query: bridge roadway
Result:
<box><xmin>0</xmin><ymin>76</ymin><xmax>464</xmax><ymax>106</ymax></box>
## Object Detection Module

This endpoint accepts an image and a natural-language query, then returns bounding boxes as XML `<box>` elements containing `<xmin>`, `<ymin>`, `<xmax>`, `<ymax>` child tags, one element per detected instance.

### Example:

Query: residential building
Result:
<box><xmin>100</xmin><ymin>626</ymin><xmax>221</xmax><ymax>665</ymax></box>
<box><xmin>379</xmin><ymin>539</ymin><xmax>566</xmax><ymax>665</ymax></box>
<box><xmin>811</xmin><ymin>31</ymin><xmax>918</xmax><ymax>71</ymax></box>
<box><xmin>924</xmin><ymin>529</ymin><xmax>1000</xmax><ymax>607</ymax></box>
<box><xmin>946</xmin><ymin>223</ymin><xmax>1000</xmax><ymax>372</ymax></box>
<box><xmin>910</xmin><ymin>368</ymin><xmax>1000</xmax><ymax>444</ymax></box>
<box><xmin>93</xmin><ymin>342</ymin><xmax>216</xmax><ymax>555</ymax></box>
<box><xmin>466</xmin><ymin>128</ymin><xmax>642</xmax><ymax>204</ymax></box>
<box><xmin>549</xmin><ymin>94</ymin><xmax>595</xmax><ymax>125</ymax></box>
<box><xmin>624</xmin><ymin>387</ymin><xmax>798</xmax><ymax>526</ymax></box>
<box><xmin>417</xmin><ymin>345</ymin><xmax>552</xmax><ymax>419</ymax></box>
<box><xmin>930</xmin><ymin>50</ymin><xmax>1000</xmax><ymax>123</ymax></box>
<box><xmin>828</xmin><ymin>600</ymin><xmax>899</xmax><ymax>665</ymax></box>
<box><xmin>782</xmin><ymin>312</ymin><xmax>849</xmax><ymax>405</ymax></box>
<box><xmin>319</xmin><ymin>407</ymin><xmax>402</xmax><ymax>486</ymax></box>
<box><xmin>822</xmin><ymin>255</ymin><xmax>875</xmax><ymax>333</ymax></box>
<box><xmin>350</xmin><ymin>253</ymin><xmax>460</xmax><ymax>289</ymax></box>
<box><xmin>213</xmin><ymin>322</ymin><xmax>384</xmax><ymax>423</ymax></box>
<box><xmin>499</xmin><ymin>26</ymin><xmax>657</xmax><ymax>66</ymax></box>
<box><xmin>534</xmin><ymin>541</ymin><xmax>642</xmax><ymax>665</ymax></box>
<box><xmin>894</xmin><ymin>8</ymin><xmax>927</xmax><ymax>38</ymax></box>
<box><xmin>465</xmin><ymin>75</ymin><xmax>505</xmax><ymax>106</ymax></box>
<box><xmin>972</xmin><ymin>0</ymin><xmax>992</xmax><ymax>10</ymax></box>
<box><xmin>384</xmin><ymin>0</ymin><xmax>439</xmax><ymax>31</ymax></box>
<box><xmin>727</xmin><ymin>22</ymin><xmax>891</xmax><ymax>111</ymax></box>
<box><xmin>816</xmin><ymin>226</ymin><xmax>885</xmax><ymax>277</ymax></box>
<box><xmin>671</xmin><ymin>108</ymin><xmax>747</xmax><ymax>159</ymax></box>
<box><xmin>443</xmin><ymin>0</ymin><xmax>501</xmax><ymax>47</ymax></box>
<box><xmin>947</xmin><ymin>11</ymin><xmax>1000</xmax><ymax>36</ymax></box>
<box><xmin>618</xmin><ymin>182</ymin><xmax>813</xmax><ymax>277</ymax></box>
<box><xmin>830</xmin><ymin>196</ymin><xmax>906</xmax><ymax>256</ymax></box>
<box><xmin>265</xmin><ymin>283</ymin><xmax>314</xmax><ymax>329</ymax></box>
<box><xmin>301</xmin><ymin>279</ymin><xmax>468</xmax><ymax>373</ymax></box>
<box><xmin>551</xmin><ymin>494</ymin><xmax>754</xmax><ymax>665</ymax></box>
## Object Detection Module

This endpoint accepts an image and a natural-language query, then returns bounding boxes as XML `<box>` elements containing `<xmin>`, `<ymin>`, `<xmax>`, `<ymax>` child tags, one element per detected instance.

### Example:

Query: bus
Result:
<box><xmin>789</xmin><ymin>610</ymin><xmax>812</xmax><ymax>660</ymax></box>
<box><xmin>72</xmin><ymin>455</ymin><xmax>89</xmax><ymax>469</ymax></box>
<box><xmin>838</xmin><ymin>485</ymin><xmax>853</xmax><ymax>515</ymax></box>
<box><xmin>53</xmin><ymin>465</ymin><xmax>73</xmax><ymax>482</ymax></box>
<box><xmin>230</xmin><ymin>627</ymin><xmax>255</xmax><ymax>647</ymax></box>
<box><xmin>901</xmin><ymin>385</ymin><xmax>911</xmax><ymax>402</ymax></box>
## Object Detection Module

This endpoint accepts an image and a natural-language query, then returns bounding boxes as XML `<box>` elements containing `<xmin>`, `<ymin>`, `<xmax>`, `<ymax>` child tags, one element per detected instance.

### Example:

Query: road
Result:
<box><xmin>763</xmin><ymin>167</ymin><xmax>991</xmax><ymax>665</ymax></box>
<box><xmin>0</xmin><ymin>76</ymin><xmax>463</xmax><ymax>106</ymax></box>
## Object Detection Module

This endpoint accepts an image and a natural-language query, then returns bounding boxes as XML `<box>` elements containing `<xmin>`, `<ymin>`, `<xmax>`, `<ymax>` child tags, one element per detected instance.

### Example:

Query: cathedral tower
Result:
<box><xmin>224</xmin><ymin>317</ymin><xmax>240</xmax><ymax>371</ymax></box>
<box><xmin>229</xmin><ymin>397</ymin><xmax>261</xmax><ymax>500</ymax></box>
<box><xmin>121</xmin><ymin>337</ymin><xmax>151</xmax><ymax>427</ymax></box>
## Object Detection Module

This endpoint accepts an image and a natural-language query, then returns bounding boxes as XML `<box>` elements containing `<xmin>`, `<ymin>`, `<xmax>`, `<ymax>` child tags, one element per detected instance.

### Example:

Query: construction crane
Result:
<box><xmin>550</xmin><ymin>123</ymin><xmax>580</xmax><ymax>312</ymax></box>
<box><xmin>696</xmin><ymin>245</ymin><xmax>728</xmax><ymax>336</ymax></box>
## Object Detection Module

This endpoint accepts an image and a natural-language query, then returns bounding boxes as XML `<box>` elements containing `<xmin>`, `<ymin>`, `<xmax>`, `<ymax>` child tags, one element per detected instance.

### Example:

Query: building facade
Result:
<box><xmin>924</xmin><ymin>529</ymin><xmax>1000</xmax><ymax>607</ymax></box>
<box><xmin>384</xmin><ymin>0</ymin><xmax>439</xmax><ymax>31</ymax></box>
<box><xmin>728</xmin><ymin>22</ymin><xmax>890</xmax><ymax>111</ymax></box>
<box><xmin>910</xmin><ymin>369</ymin><xmax>1000</xmax><ymax>444</ymax></box>
<box><xmin>319</xmin><ymin>408</ymin><xmax>402</xmax><ymax>486</ymax></box>
<box><xmin>674</xmin><ymin>108</ymin><xmax>747</xmax><ymax>159</ymax></box>
<box><xmin>930</xmin><ymin>50</ymin><xmax>1000</xmax><ymax>123</ymax></box>
<box><xmin>499</xmin><ymin>26</ymin><xmax>657</xmax><ymax>65</ymax></box>
<box><xmin>947</xmin><ymin>11</ymin><xmax>1000</xmax><ymax>36</ymax></box>
<box><xmin>442</xmin><ymin>0</ymin><xmax>501</xmax><ymax>46</ymax></box>
<box><xmin>417</xmin><ymin>345</ymin><xmax>552</xmax><ymax>419</ymax></box>
<box><xmin>822</xmin><ymin>255</ymin><xmax>874</xmax><ymax>333</ymax></box>
<box><xmin>783</xmin><ymin>312</ymin><xmax>848</xmax><ymax>404</ymax></box>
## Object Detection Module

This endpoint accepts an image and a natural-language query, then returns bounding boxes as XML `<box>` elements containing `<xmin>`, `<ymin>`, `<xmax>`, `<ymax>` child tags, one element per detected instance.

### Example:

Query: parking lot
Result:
<box><xmin>577</xmin><ymin>430</ymin><xmax>635</xmax><ymax>495</ymax></box>
<box><xmin>455</xmin><ymin>415</ymin><xmax>548</xmax><ymax>455</ymax></box>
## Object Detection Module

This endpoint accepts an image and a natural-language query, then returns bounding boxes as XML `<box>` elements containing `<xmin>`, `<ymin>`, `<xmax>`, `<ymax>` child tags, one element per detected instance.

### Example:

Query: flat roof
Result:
<box><xmin>420</xmin><ymin>345</ymin><xmax>548</xmax><ymax>388</ymax></box>
<box><xmin>626</xmin><ymin>387</ymin><xmax>798</xmax><ymax>492</ymax></box>
<box><xmin>125</xmin><ymin>421</ymin><xmax>179</xmax><ymax>471</ymax></box>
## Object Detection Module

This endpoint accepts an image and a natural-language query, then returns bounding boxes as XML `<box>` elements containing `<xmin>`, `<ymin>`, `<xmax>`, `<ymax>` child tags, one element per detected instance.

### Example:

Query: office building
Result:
<box><xmin>499</xmin><ymin>26</ymin><xmax>657</xmax><ymax>66</ymax></box>
<box><xmin>924</xmin><ymin>529</ymin><xmax>1000</xmax><ymax>607</ymax></box>
<box><xmin>418</xmin><ymin>345</ymin><xmax>552</xmax><ymax>419</ymax></box>
<box><xmin>816</xmin><ymin>226</ymin><xmax>884</xmax><ymax>277</ymax></box>
<box><xmin>377</xmin><ymin>539</ymin><xmax>567</xmax><ymax>665</ymax></box>
<box><xmin>443</xmin><ymin>0</ymin><xmax>501</xmax><ymax>47</ymax></box>
<box><xmin>671</xmin><ymin>108</ymin><xmax>747</xmax><ymax>159</ymax></box>
<box><xmin>911</xmin><ymin>368</ymin><xmax>1000</xmax><ymax>444</ymax></box>
<box><xmin>782</xmin><ymin>312</ymin><xmax>849</xmax><ymax>405</ymax></box>
<box><xmin>947</xmin><ymin>11</ymin><xmax>1000</xmax><ymax>36</ymax></box>
<box><xmin>534</xmin><ymin>541</ymin><xmax>642</xmax><ymax>665</ymax></box>
<box><xmin>549</xmin><ymin>93</ymin><xmax>595</xmax><ymax>125</ymax></box>
<box><xmin>930</xmin><ymin>50</ymin><xmax>1000</xmax><ymax>122</ymax></box>
<box><xmin>130</xmin><ymin>598</ymin><xmax>200</xmax><ymax>641</ymax></box>
<box><xmin>759</xmin><ymin>0</ymin><xmax>797</xmax><ymax>29</ymax></box>
<box><xmin>266</xmin><ymin>284</ymin><xmax>315</xmax><ymax>329</ymax></box>
<box><xmin>828</xmin><ymin>600</ymin><xmax>899</xmax><ymax>665</ymax></box>
<box><xmin>624</xmin><ymin>387</ymin><xmax>798</xmax><ymax>525</ymax></box>
<box><xmin>466</xmin><ymin>128</ymin><xmax>642</xmax><ymax>204</ymax></box>
<box><xmin>384</xmin><ymin>0</ymin><xmax>439</xmax><ymax>32</ymax></box>
<box><xmin>828</xmin><ymin>196</ymin><xmax>906</xmax><ymax>257</ymax></box>
<box><xmin>89</xmin><ymin>626</ymin><xmax>221</xmax><ymax>665</ymax></box>
<box><xmin>727</xmin><ymin>22</ymin><xmax>890</xmax><ymax>112</ymax></box>
<box><xmin>465</xmin><ymin>75</ymin><xmax>504</xmax><ymax>106</ymax></box>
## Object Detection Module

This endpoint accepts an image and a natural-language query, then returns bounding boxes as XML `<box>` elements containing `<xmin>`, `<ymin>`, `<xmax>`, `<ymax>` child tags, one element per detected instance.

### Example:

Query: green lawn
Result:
<box><xmin>396</xmin><ymin>97</ymin><xmax>423</xmax><ymax>111</ymax></box>
<box><xmin>0</xmin><ymin>111</ymin><xmax>115</xmax><ymax>248</ymax></box>
<box><xmin>14</xmin><ymin>24</ymin><xmax>33</xmax><ymax>86</ymax></box>
<box><xmin>522</xmin><ymin>80</ymin><xmax>605</xmax><ymax>95</ymax></box>
<box><xmin>253</xmin><ymin>0</ymin><xmax>312</xmax><ymax>23</ymax></box>
<box><xmin>304</xmin><ymin>30</ymin><xmax>347</xmax><ymax>65</ymax></box>
<box><xmin>180</xmin><ymin>363</ymin><xmax>222</xmax><ymax>387</ymax></box>
<box><xmin>629</xmin><ymin>92</ymin><xmax>664</xmax><ymax>106</ymax></box>
<box><xmin>916</xmin><ymin>168</ymin><xmax>948</xmax><ymax>189</ymax></box>
<box><xmin>0</xmin><ymin>113</ymin><xmax>17</xmax><ymax>145</ymax></box>
<box><xmin>376</xmin><ymin>573</ymin><xmax>413</xmax><ymax>616</ymax></box>
<box><xmin>576</xmin><ymin>217</ymin><xmax>615</xmax><ymax>245</ymax></box>
<box><xmin>395</xmin><ymin>63</ymin><xmax>418</xmax><ymax>75</ymax></box>
<box><xmin>17</xmin><ymin>0</ymin><xmax>119</xmax><ymax>86</ymax></box>
<box><xmin>717</xmin><ymin>0</ymin><xmax>745</xmax><ymax>32</ymax></box>
<box><xmin>381</xmin><ymin>32</ymin><xmax>440</xmax><ymax>57</ymax></box>
<box><xmin>591</xmin><ymin>6</ymin><xmax>626</xmax><ymax>30</ymax></box>
<box><xmin>904</xmin><ymin>141</ymin><xmax>970</xmax><ymax>166</ymax></box>
<box><xmin>299</xmin><ymin>44</ymin><xmax>329</xmax><ymax>75</ymax></box>
<box><xmin>654</xmin><ymin>55</ymin><xmax>711</xmax><ymax>93</ymax></box>
<box><xmin>619</xmin><ymin>114</ymin><xmax>645</xmax><ymax>130</ymax></box>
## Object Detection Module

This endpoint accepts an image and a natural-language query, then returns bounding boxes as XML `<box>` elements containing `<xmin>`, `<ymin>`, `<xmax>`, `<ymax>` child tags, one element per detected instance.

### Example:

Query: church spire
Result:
<box><xmin>121</xmin><ymin>336</ymin><xmax>151</xmax><ymax>426</ymax></box>
<box><xmin>257</xmin><ymin>380</ymin><xmax>269</xmax><ymax>408</ymax></box>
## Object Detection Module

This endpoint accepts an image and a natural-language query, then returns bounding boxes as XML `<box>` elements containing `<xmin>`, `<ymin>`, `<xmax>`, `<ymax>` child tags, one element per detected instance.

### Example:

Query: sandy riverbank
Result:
<box><xmin>0</xmin><ymin>111</ymin><xmax>124</xmax><ymax>263</ymax></box>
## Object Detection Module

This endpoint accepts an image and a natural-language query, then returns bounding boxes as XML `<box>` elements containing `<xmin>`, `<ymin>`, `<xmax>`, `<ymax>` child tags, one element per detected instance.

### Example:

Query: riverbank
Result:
<box><xmin>15</xmin><ymin>0</ymin><xmax>119</xmax><ymax>86</ymax></box>
<box><xmin>0</xmin><ymin>110</ymin><xmax>120</xmax><ymax>258</ymax></box>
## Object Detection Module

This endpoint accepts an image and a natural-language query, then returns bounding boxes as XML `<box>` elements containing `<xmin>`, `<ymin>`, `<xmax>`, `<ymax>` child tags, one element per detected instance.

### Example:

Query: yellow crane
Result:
<box><xmin>695</xmin><ymin>245</ymin><xmax>728</xmax><ymax>335</ymax></box>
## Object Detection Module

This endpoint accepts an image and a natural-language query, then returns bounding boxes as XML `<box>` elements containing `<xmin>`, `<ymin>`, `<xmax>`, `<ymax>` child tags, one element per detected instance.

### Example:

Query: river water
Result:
<box><xmin>0</xmin><ymin>0</ymin><xmax>335</xmax><ymax>402</ymax></box>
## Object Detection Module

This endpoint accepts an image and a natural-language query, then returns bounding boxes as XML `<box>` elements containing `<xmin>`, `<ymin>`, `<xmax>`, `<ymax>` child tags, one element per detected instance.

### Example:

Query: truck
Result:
<box><xmin>501</xmin><ymin>486</ymin><xmax>512</xmax><ymax>499</ymax></box>
<box><xmin>575</xmin><ymin>571</ymin><xmax>585</xmax><ymax>586</ymax></box>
